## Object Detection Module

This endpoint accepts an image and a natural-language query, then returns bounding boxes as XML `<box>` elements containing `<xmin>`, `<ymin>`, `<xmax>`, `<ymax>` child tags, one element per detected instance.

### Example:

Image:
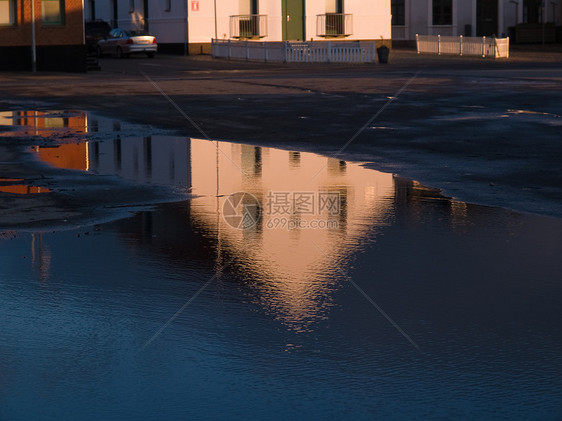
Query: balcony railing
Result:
<box><xmin>316</xmin><ymin>13</ymin><xmax>352</xmax><ymax>37</ymax></box>
<box><xmin>230</xmin><ymin>15</ymin><xmax>268</xmax><ymax>39</ymax></box>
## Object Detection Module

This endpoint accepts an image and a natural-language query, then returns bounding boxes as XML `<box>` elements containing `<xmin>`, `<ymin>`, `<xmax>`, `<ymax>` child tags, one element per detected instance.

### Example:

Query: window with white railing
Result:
<box><xmin>317</xmin><ymin>0</ymin><xmax>351</xmax><ymax>37</ymax></box>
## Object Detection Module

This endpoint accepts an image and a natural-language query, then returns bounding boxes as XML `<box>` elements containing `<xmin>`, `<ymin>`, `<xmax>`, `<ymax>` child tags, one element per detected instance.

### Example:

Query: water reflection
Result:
<box><xmin>3</xmin><ymin>113</ymin><xmax>562</xmax><ymax>419</ymax></box>
<box><xmin>33</xmin><ymin>135</ymin><xmax>190</xmax><ymax>189</ymax></box>
<box><xmin>0</xmin><ymin>110</ymin><xmax>88</xmax><ymax>137</ymax></box>
<box><xmin>19</xmin><ymin>111</ymin><xmax>455</xmax><ymax>333</ymax></box>
<box><xmin>190</xmin><ymin>139</ymin><xmax>395</xmax><ymax>331</ymax></box>
<box><xmin>0</xmin><ymin>178</ymin><xmax>50</xmax><ymax>194</ymax></box>
<box><xmin>31</xmin><ymin>124</ymin><xmax>399</xmax><ymax>330</ymax></box>
<box><xmin>31</xmin><ymin>233</ymin><xmax>52</xmax><ymax>282</ymax></box>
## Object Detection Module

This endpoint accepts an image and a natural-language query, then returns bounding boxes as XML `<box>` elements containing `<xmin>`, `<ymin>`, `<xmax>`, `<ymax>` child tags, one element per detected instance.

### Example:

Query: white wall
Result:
<box><xmin>346</xmin><ymin>0</ymin><xmax>391</xmax><ymax>40</ymax></box>
<box><xmin>147</xmin><ymin>0</ymin><xmax>187</xmax><ymax>44</ymax></box>
<box><xmin>88</xmin><ymin>0</ymin><xmax>392</xmax><ymax>45</ymax></box>
<box><xmin>260</xmin><ymin>0</ymin><xmax>283</xmax><ymax>41</ymax></box>
<box><xmin>392</xmin><ymin>0</ymin><xmax>548</xmax><ymax>41</ymax></box>
<box><xmin>188</xmin><ymin>0</ymin><xmax>238</xmax><ymax>43</ymax></box>
<box><xmin>305</xmin><ymin>0</ymin><xmax>391</xmax><ymax>41</ymax></box>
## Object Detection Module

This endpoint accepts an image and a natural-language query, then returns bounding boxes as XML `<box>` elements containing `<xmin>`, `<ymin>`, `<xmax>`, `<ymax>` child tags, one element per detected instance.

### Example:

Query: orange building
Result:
<box><xmin>0</xmin><ymin>0</ymin><xmax>85</xmax><ymax>71</ymax></box>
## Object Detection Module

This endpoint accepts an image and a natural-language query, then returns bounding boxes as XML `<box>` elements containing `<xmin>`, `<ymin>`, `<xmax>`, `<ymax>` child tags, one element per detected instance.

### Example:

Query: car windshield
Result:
<box><xmin>124</xmin><ymin>30</ymin><xmax>148</xmax><ymax>37</ymax></box>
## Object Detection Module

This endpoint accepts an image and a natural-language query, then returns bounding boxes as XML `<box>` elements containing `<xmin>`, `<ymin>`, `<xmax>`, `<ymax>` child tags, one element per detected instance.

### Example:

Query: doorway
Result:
<box><xmin>477</xmin><ymin>0</ymin><xmax>498</xmax><ymax>36</ymax></box>
<box><xmin>282</xmin><ymin>0</ymin><xmax>304</xmax><ymax>41</ymax></box>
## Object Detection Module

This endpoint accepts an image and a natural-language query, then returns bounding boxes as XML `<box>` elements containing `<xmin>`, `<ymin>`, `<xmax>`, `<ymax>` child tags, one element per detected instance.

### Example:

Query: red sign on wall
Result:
<box><xmin>191</xmin><ymin>1</ymin><xmax>199</xmax><ymax>12</ymax></box>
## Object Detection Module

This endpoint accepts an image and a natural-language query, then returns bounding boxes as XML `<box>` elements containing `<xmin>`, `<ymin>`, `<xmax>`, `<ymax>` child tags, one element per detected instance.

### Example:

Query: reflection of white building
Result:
<box><xmin>85</xmin><ymin>0</ymin><xmax>391</xmax><ymax>54</ymax></box>
<box><xmin>91</xmin><ymin>136</ymin><xmax>191</xmax><ymax>189</ymax></box>
<box><xmin>189</xmin><ymin>139</ymin><xmax>396</xmax><ymax>331</ymax></box>
<box><xmin>392</xmin><ymin>0</ymin><xmax>561</xmax><ymax>41</ymax></box>
<box><xmin>33</xmin><ymin>130</ymin><xmax>399</xmax><ymax>332</ymax></box>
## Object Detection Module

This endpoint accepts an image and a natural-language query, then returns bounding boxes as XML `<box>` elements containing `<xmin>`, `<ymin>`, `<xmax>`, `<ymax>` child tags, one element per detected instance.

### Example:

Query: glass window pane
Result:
<box><xmin>42</xmin><ymin>0</ymin><xmax>63</xmax><ymax>25</ymax></box>
<box><xmin>391</xmin><ymin>0</ymin><xmax>405</xmax><ymax>26</ymax></box>
<box><xmin>0</xmin><ymin>0</ymin><xmax>15</xmax><ymax>25</ymax></box>
<box><xmin>433</xmin><ymin>0</ymin><xmax>452</xmax><ymax>25</ymax></box>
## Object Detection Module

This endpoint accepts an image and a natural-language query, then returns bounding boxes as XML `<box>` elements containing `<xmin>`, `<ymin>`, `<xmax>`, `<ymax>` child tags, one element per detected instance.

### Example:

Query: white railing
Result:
<box><xmin>416</xmin><ymin>34</ymin><xmax>509</xmax><ymax>58</ymax></box>
<box><xmin>316</xmin><ymin>13</ymin><xmax>353</xmax><ymax>37</ymax></box>
<box><xmin>229</xmin><ymin>15</ymin><xmax>268</xmax><ymax>39</ymax></box>
<box><xmin>212</xmin><ymin>39</ymin><xmax>377</xmax><ymax>63</ymax></box>
<box><xmin>285</xmin><ymin>41</ymin><xmax>374</xmax><ymax>63</ymax></box>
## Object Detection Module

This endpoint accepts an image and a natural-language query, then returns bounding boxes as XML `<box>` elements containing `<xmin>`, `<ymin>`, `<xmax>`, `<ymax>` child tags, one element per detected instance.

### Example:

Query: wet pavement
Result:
<box><xmin>0</xmin><ymin>110</ymin><xmax>189</xmax><ymax>229</ymax></box>
<box><xmin>1</xmin><ymin>111</ymin><xmax>562</xmax><ymax>419</ymax></box>
<box><xmin>2</xmin><ymin>51</ymin><xmax>561</xmax><ymax>218</ymax></box>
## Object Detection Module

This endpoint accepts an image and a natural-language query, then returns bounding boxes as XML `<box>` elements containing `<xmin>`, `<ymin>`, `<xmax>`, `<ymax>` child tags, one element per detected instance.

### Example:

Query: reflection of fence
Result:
<box><xmin>229</xmin><ymin>15</ymin><xmax>268</xmax><ymax>38</ymax></box>
<box><xmin>416</xmin><ymin>34</ymin><xmax>509</xmax><ymax>58</ymax></box>
<box><xmin>212</xmin><ymin>39</ymin><xmax>376</xmax><ymax>63</ymax></box>
<box><xmin>316</xmin><ymin>13</ymin><xmax>353</xmax><ymax>37</ymax></box>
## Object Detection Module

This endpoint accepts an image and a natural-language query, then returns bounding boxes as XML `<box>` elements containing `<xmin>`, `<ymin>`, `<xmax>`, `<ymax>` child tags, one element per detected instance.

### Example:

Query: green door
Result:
<box><xmin>282</xmin><ymin>0</ymin><xmax>304</xmax><ymax>41</ymax></box>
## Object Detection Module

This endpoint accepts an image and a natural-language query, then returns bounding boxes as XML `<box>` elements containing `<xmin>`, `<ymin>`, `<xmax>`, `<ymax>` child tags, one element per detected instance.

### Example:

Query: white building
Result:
<box><xmin>85</xmin><ymin>0</ymin><xmax>391</xmax><ymax>54</ymax></box>
<box><xmin>391</xmin><ymin>0</ymin><xmax>561</xmax><ymax>42</ymax></box>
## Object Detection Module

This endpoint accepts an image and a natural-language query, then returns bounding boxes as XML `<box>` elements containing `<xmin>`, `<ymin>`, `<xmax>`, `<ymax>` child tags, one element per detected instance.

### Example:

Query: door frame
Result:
<box><xmin>282</xmin><ymin>0</ymin><xmax>305</xmax><ymax>41</ymax></box>
<box><xmin>476</xmin><ymin>0</ymin><xmax>498</xmax><ymax>36</ymax></box>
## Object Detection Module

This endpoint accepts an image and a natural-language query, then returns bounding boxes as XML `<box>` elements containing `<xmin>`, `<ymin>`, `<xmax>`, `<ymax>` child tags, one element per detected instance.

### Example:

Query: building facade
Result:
<box><xmin>85</xmin><ymin>0</ymin><xmax>391</xmax><ymax>54</ymax></box>
<box><xmin>392</xmin><ymin>0</ymin><xmax>561</xmax><ymax>42</ymax></box>
<box><xmin>0</xmin><ymin>0</ymin><xmax>86</xmax><ymax>71</ymax></box>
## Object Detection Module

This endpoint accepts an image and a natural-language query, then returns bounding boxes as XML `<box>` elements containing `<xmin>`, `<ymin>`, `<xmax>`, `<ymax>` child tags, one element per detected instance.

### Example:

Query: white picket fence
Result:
<box><xmin>211</xmin><ymin>39</ymin><xmax>377</xmax><ymax>63</ymax></box>
<box><xmin>416</xmin><ymin>34</ymin><xmax>510</xmax><ymax>58</ymax></box>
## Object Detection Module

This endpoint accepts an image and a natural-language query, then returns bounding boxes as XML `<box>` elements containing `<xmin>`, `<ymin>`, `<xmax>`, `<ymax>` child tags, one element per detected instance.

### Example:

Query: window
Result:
<box><xmin>89</xmin><ymin>0</ymin><xmax>96</xmax><ymax>20</ymax></box>
<box><xmin>42</xmin><ymin>0</ymin><xmax>64</xmax><ymax>25</ymax></box>
<box><xmin>433</xmin><ymin>0</ymin><xmax>452</xmax><ymax>25</ymax></box>
<box><xmin>164</xmin><ymin>0</ymin><xmax>171</xmax><ymax>12</ymax></box>
<box><xmin>129</xmin><ymin>0</ymin><xmax>134</xmax><ymax>13</ymax></box>
<box><xmin>391</xmin><ymin>0</ymin><xmax>405</xmax><ymax>26</ymax></box>
<box><xmin>239</xmin><ymin>0</ymin><xmax>258</xmax><ymax>15</ymax></box>
<box><xmin>523</xmin><ymin>0</ymin><xmax>541</xmax><ymax>23</ymax></box>
<box><xmin>325</xmin><ymin>0</ymin><xmax>343</xmax><ymax>14</ymax></box>
<box><xmin>0</xmin><ymin>0</ymin><xmax>16</xmax><ymax>26</ymax></box>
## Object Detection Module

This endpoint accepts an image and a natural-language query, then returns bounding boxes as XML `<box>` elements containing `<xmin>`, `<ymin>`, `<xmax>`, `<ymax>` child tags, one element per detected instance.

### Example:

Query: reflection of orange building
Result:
<box><xmin>0</xmin><ymin>110</ymin><xmax>88</xmax><ymax>136</ymax></box>
<box><xmin>0</xmin><ymin>111</ymin><xmax>90</xmax><ymax>171</ymax></box>
<box><xmin>35</xmin><ymin>144</ymin><xmax>89</xmax><ymax>171</ymax></box>
<box><xmin>0</xmin><ymin>181</ymin><xmax>50</xmax><ymax>194</ymax></box>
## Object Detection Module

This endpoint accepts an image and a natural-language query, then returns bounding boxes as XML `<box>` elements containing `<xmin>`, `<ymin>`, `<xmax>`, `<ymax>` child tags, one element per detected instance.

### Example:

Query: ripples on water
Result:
<box><xmin>0</xmin><ymin>111</ymin><xmax>561</xmax><ymax>420</ymax></box>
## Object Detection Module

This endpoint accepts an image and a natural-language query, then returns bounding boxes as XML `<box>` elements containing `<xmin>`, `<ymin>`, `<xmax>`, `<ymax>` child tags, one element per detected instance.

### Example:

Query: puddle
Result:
<box><xmin>0</xmin><ymin>109</ymin><xmax>165</xmax><ymax>140</ymax></box>
<box><xmin>32</xmin><ymin>135</ymin><xmax>191</xmax><ymax>189</ymax></box>
<box><xmin>0</xmin><ymin>185</ymin><xmax>50</xmax><ymax>194</ymax></box>
<box><xmin>0</xmin><ymin>178</ymin><xmax>50</xmax><ymax>194</ymax></box>
<box><xmin>0</xmin><ymin>110</ymin><xmax>88</xmax><ymax>137</ymax></box>
<box><xmin>432</xmin><ymin>108</ymin><xmax>561</xmax><ymax>125</ymax></box>
<box><xmin>507</xmin><ymin>109</ymin><xmax>561</xmax><ymax>118</ymax></box>
<box><xmin>2</xmin><ymin>110</ymin><xmax>562</xmax><ymax>419</ymax></box>
<box><xmin>2</xmin><ymin>109</ymin><xmax>447</xmax><ymax>330</ymax></box>
<box><xmin>18</xmin><ymin>113</ymin><xmax>447</xmax><ymax>330</ymax></box>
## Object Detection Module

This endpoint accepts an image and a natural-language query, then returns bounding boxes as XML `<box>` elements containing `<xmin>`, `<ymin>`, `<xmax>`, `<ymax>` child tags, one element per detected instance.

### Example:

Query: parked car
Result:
<box><xmin>85</xmin><ymin>20</ymin><xmax>112</xmax><ymax>53</ymax></box>
<box><xmin>97</xmin><ymin>28</ymin><xmax>157</xmax><ymax>58</ymax></box>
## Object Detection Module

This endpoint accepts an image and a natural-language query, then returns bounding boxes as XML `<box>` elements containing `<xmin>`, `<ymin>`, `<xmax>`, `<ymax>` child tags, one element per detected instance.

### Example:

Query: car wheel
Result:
<box><xmin>96</xmin><ymin>46</ymin><xmax>103</xmax><ymax>58</ymax></box>
<box><xmin>146</xmin><ymin>52</ymin><xmax>155</xmax><ymax>58</ymax></box>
